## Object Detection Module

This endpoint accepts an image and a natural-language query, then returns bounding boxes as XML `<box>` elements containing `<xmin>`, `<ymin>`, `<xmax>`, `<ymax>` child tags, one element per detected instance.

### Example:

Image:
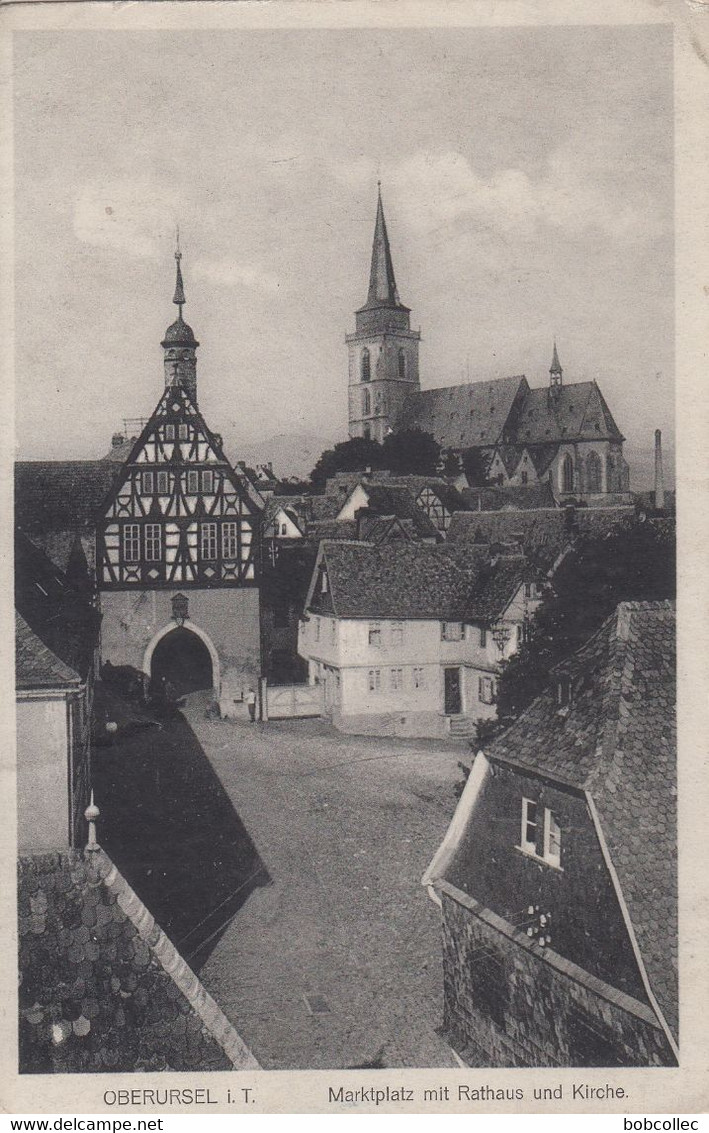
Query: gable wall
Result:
<box><xmin>441</xmin><ymin>888</ymin><xmax>675</xmax><ymax>1067</ymax></box>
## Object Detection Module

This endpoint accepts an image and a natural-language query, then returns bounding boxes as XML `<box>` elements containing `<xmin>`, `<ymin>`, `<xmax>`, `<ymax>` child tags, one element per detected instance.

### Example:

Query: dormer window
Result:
<box><xmin>520</xmin><ymin>799</ymin><xmax>562</xmax><ymax>868</ymax></box>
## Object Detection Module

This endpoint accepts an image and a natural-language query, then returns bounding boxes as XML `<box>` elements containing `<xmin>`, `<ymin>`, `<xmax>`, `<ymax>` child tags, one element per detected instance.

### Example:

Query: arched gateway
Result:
<box><xmin>143</xmin><ymin>622</ymin><xmax>220</xmax><ymax>697</ymax></box>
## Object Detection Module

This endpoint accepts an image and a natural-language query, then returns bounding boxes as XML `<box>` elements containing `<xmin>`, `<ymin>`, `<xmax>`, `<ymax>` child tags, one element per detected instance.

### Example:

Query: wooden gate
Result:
<box><xmin>265</xmin><ymin>683</ymin><xmax>325</xmax><ymax>720</ymax></box>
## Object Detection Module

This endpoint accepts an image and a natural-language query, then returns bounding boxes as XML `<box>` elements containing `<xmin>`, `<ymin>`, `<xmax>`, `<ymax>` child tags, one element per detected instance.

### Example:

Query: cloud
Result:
<box><xmin>336</xmin><ymin>149</ymin><xmax>663</xmax><ymax>244</ymax></box>
<box><xmin>73</xmin><ymin>177</ymin><xmax>180</xmax><ymax>259</ymax></box>
<box><xmin>193</xmin><ymin>255</ymin><xmax>281</xmax><ymax>296</ymax></box>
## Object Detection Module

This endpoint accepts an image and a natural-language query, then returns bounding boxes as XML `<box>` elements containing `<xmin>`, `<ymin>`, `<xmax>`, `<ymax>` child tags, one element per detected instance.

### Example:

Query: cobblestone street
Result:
<box><xmin>181</xmin><ymin>697</ymin><xmax>467</xmax><ymax>1070</ymax></box>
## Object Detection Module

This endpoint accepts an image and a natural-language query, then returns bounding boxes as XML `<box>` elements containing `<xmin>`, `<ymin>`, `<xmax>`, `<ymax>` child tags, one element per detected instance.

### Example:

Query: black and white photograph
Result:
<box><xmin>4</xmin><ymin>0</ymin><xmax>706</xmax><ymax>1116</ymax></box>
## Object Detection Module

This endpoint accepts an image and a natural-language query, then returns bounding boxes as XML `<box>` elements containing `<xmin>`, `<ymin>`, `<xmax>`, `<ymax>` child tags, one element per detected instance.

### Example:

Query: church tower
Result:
<box><xmin>347</xmin><ymin>186</ymin><xmax>420</xmax><ymax>442</ymax></box>
<box><xmin>161</xmin><ymin>234</ymin><xmax>199</xmax><ymax>406</ymax></box>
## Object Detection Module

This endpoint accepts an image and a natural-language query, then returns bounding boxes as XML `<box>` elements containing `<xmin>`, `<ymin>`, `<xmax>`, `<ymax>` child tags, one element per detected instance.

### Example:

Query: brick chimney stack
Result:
<box><xmin>654</xmin><ymin>428</ymin><xmax>665</xmax><ymax>511</ymax></box>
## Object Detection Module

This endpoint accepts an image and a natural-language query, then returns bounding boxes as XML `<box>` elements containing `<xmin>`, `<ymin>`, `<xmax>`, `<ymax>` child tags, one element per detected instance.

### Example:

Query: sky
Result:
<box><xmin>14</xmin><ymin>25</ymin><xmax>673</xmax><ymax>474</ymax></box>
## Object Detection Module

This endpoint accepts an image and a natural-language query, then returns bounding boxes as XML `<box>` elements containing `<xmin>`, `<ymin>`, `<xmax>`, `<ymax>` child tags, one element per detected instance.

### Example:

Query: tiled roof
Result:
<box><xmin>15</xmin><ymin>532</ymin><xmax>99</xmax><ymax>682</ymax></box>
<box><xmin>16</xmin><ymin>612</ymin><xmax>81</xmax><ymax>690</ymax></box>
<box><xmin>307</xmin><ymin>519</ymin><xmax>359</xmax><ymax>542</ymax></box>
<box><xmin>461</xmin><ymin>483</ymin><xmax>557</xmax><ymax>512</ymax></box>
<box><xmin>316</xmin><ymin>542</ymin><xmax>475</xmax><ymax>621</ymax></box>
<box><xmin>314</xmin><ymin>541</ymin><xmax>530</xmax><ymax>623</ymax></box>
<box><xmin>447</xmin><ymin>508</ymin><xmax>573</xmax><ymax>571</ymax></box>
<box><xmin>484</xmin><ymin>601</ymin><xmax>677</xmax><ymax>1039</ymax></box>
<box><xmin>513</xmin><ymin>383</ymin><xmax>624</xmax><ymax>445</ymax></box>
<box><xmin>18</xmin><ymin>849</ymin><xmax>260</xmax><ymax>1073</ymax></box>
<box><xmin>15</xmin><ymin>461</ymin><xmax>120</xmax><ymax>535</ymax></box>
<box><xmin>401</xmin><ymin>376</ymin><xmax>527</xmax><ymax>450</ymax></box>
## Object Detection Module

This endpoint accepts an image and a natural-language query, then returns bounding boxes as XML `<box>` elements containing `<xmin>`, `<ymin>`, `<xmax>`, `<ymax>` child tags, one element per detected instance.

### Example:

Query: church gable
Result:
<box><xmin>98</xmin><ymin>385</ymin><xmax>260</xmax><ymax>589</ymax></box>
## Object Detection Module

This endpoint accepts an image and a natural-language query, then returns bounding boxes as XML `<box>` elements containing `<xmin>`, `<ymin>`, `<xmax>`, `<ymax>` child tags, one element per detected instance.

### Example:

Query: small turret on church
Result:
<box><xmin>549</xmin><ymin>340</ymin><xmax>563</xmax><ymax>399</ymax></box>
<box><xmin>347</xmin><ymin>186</ymin><xmax>421</xmax><ymax>442</ymax></box>
<box><xmin>161</xmin><ymin>235</ymin><xmax>199</xmax><ymax>406</ymax></box>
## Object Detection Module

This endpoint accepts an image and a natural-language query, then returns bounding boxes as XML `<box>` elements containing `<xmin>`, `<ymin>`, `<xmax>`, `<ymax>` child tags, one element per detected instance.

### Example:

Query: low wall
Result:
<box><xmin>331</xmin><ymin>709</ymin><xmax>448</xmax><ymax>739</ymax></box>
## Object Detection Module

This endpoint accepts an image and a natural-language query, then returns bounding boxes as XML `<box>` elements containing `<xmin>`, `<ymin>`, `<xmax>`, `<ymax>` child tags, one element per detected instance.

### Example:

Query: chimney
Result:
<box><xmin>111</xmin><ymin>432</ymin><xmax>125</xmax><ymax>449</ymax></box>
<box><xmin>654</xmin><ymin>429</ymin><xmax>665</xmax><ymax>510</ymax></box>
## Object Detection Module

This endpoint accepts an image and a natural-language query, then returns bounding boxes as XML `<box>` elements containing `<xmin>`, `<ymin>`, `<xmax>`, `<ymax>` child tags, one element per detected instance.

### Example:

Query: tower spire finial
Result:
<box><xmin>173</xmin><ymin>226</ymin><xmax>186</xmax><ymax>314</ymax></box>
<box><xmin>364</xmin><ymin>184</ymin><xmax>402</xmax><ymax>310</ymax></box>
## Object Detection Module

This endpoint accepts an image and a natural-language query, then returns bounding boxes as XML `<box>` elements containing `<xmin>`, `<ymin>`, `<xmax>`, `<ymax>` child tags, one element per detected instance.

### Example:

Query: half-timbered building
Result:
<box><xmin>97</xmin><ymin>248</ymin><xmax>263</xmax><ymax>706</ymax></box>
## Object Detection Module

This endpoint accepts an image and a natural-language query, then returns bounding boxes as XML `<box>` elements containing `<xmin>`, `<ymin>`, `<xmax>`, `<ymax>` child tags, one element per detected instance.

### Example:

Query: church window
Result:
<box><xmin>398</xmin><ymin>349</ymin><xmax>406</xmax><ymax>378</ymax></box>
<box><xmin>187</xmin><ymin>470</ymin><xmax>199</xmax><ymax>494</ymax></box>
<box><xmin>144</xmin><ymin>524</ymin><xmax>162</xmax><ymax>562</ymax></box>
<box><xmin>157</xmin><ymin>471</ymin><xmax>169</xmax><ymax>495</ymax></box>
<box><xmin>142</xmin><ymin>471</ymin><xmax>154</xmax><ymax>495</ymax></box>
<box><xmin>200</xmin><ymin>522</ymin><xmax>218</xmax><ymax>560</ymax></box>
<box><xmin>361</xmin><ymin>348</ymin><xmax>371</xmax><ymax>382</ymax></box>
<box><xmin>165</xmin><ymin>424</ymin><xmax>175</xmax><ymax>441</ymax></box>
<box><xmin>178</xmin><ymin>424</ymin><xmax>189</xmax><ymax>441</ymax></box>
<box><xmin>363</xmin><ymin>389</ymin><xmax>371</xmax><ymax>416</ymax></box>
<box><xmin>586</xmin><ymin>451</ymin><xmax>602</xmax><ymax>493</ymax></box>
<box><xmin>363</xmin><ymin>425</ymin><xmax>371</xmax><ymax>440</ymax></box>
<box><xmin>561</xmin><ymin>453</ymin><xmax>574</xmax><ymax>493</ymax></box>
<box><xmin>202</xmin><ymin>470</ymin><xmax>214</xmax><ymax>493</ymax></box>
<box><xmin>222</xmin><ymin>522</ymin><xmax>238</xmax><ymax>560</ymax></box>
<box><xmin>123</xmin><ymin>524</ymin><xmax>140</xmax><ymax>563</ymax></box>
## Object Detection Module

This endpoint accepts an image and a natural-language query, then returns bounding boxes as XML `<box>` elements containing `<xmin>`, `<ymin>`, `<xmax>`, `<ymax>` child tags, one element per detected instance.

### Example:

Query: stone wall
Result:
<box><xmin>440</xmin><ymin>884</ymin><xmax>675</xmax><ymax>1068</ymax></box>
<box><xmin>100</xmin><ymin>587</ymin><xmax>261</xmax><ymax>696</ymax></box>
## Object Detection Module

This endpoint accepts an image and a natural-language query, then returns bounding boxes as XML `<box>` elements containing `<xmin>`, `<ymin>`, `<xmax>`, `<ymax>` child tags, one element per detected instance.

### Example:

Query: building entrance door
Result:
<box><xmin>150</xmin><ymin>627</ymin><xmax>213</xmax><ymax>697</ymax></box>
<box><xmin>444</xmin><ymin>667</ymin><xmax>462</xmax><ymax>715</ymax></box>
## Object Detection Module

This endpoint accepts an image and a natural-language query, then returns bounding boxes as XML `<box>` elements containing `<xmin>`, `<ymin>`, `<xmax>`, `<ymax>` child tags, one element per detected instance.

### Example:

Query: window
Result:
<box><xmin>144</xmin><ymin>524</ymin><xmax>162</xmax><ymax>562</ymax></box>
<box><xmin>524</xmin><ymin>582</ymin><xmax>533</xmax><ymax>599</ymax></box>
<box><xmin>178</xmin><ymin>424</ymin><xmax>189</xmax><ymax>441</ymax></box>
<box><xmin>314</xmin><ymin>618</ymin><xmax>321</xmax><ymax>642</ymax></box>
<box><xmin>142</xmin><ymin>471</ymin><xmax>154</xmax><ymax>495</ymax></box>
<box><xmin>544</xmin><ymin>809</ymin><xmax>562</xmax><ymax>868</ymax></box>
<box><xmin>363</xmin><ymin>388</ymin><xmax>371</xmax><ymax>416</ymax></box>
<box><xmin>202</xmin><ymin>470</ymin><xmax>214</xmax><ymax>493</ymax></box>
<box><xmin>390</xmin><ymin>668</ymin><xmax>403</xmax><ymax>691</ymax></box>
<box><xmin>561</xmin><ymin>453</ymin><xmax>574</xmax><ymax>494</ymax></box>
<box><xmin>165</xmin><ymin>424</ymin><xmax>175</xmax><ymax>441</ymax></box>
<box><xmin>520</xmin><ymin>799</ymin><xmax>562</xmax><ymax>867</ymax></box>
<box><xmin>516</xmin><ymin>624</ymin><xmax>523</xmax><ymax>645</ymax></box>
<box><xmin>280</xmin><ymin>523</ymin><xmax>288</xmax><ymax>536</ymax></box>
<box><xmin>413</xmin><ymin>667</ymin><xmax>425</xmax><ymax>689</ymax></box>
<box><xmin>187</xmin><ymin>470</ymin><xmax>199</xmax><ymax>494</ymax></box>
<box><xmin>222</xmin><ymin>522</ymin><xmax>238</xmax><ymax>559</ymax></box>
<box><xmin>479</xmin><ymin>627</ymin><xmax>488</xmax><ymax>648</ymax></box>
<box><xmin>157</xmin><ymin>471</ymin><xmax>169</xmax><ymax>494</ymax></box>
<box><xmin>331</xmin><ymin>620</ymin><xmax>337</xmax><ymax>644</ymax></box>
<box><xmin>398</xmin><ymin>348</ymin><xmax>406</xmax><ymax>378</ymax></box>
<box><xmin>521</xmin><ymin>471</ymin><xmax>528</xmax><ymax>485</ymax></box>
<box><xmin>521</xmin><ymin>798</ymin><xmax>538</xmax><ymax>855</ymax></box>
<box><xmin>368</xmin><ymin>669</ymin><xmax>381</xmax><ymax>692</ymax></box>
<box><xmin>123</xmin><ymin>524</ymin><xmax>140</xmax><ymax>563</ymax></box>
<box><xmin>361</xmin><ymin>348</ymin><xmax>371</xmax><ymax>382</ymax></box>
<box><xmin>586</xmin><ymin>451</ymin><xmax>602</xmax><ymax>494</ymax></box>
<box><xmin>479</xmin><ymin>676</ymin><xmax>495</xmax><ymax>704</ymax></box>
<box><xmin>320</xmin><ymin>569</ymin><xmax>329</xmax><ymax>594</ymax></box>
<box><xmin>200</xmin><ymin>522</ymin><xmax>218</xmax><ymax>560</ymax></box>
<box><xmin>391</xmin><ymin>621</ymin><xmax>404</xmax><ymax>646</ymax></box>
<box><xmin>368</xmin><ymin>623</ymin><xmax>382</xmax><ymax>648</ymax></box>
<box><xmin>442</xmin><ymin>622</ymin><xmax>464</xmax><ymax>641</ymax></box>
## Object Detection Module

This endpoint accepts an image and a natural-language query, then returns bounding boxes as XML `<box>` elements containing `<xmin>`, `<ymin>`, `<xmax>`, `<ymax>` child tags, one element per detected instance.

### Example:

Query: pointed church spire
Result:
<box><xmin>363</xmin><ymin>184</ymin><xmax>405</xmax><ymax>311</ymax></box>
<box><xmin>550</xmin><ymin>339</ymin><xmax>563</xmax><ymax>387</ymax></box>
<box><xmin>173</xmin><ymin>226</ymin><xmax>186</xmax><ymax>313</ymax></box>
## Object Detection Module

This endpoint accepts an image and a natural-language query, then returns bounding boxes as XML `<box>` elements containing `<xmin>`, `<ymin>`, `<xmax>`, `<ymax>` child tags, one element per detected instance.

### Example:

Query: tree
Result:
<box><xmin>381</xmin><ymin>428</ymin><xmax>441</xmax><ymax>476</ymax></box>
<box><xmin>461</xmin><ymin>447</ymin><xmax>491</xmax><ymax>487</ymax></box>
<box><xmin>441</xmin><ymin>449</ymin><xmax>462</xmax><ymax>477</ymax></box>
<box><xmin>495</xmin><ymin>518</ymin><xmax>675</xmax><ymax>723</ymax></box>
<box><xmin>309</xmin><ymin>437</ymin><xmax>384</xmax><ymax>491</ymax></box>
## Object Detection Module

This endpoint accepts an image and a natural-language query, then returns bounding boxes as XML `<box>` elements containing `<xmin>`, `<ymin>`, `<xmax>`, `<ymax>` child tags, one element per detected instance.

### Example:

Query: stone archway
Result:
<box><xmin>143</xmin><ymin>621</ymin><xmax>220</xmax><ymax>696</ymax></box>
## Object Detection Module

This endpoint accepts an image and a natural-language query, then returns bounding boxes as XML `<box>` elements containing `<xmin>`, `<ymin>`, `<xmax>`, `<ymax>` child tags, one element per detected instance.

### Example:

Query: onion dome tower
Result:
<box><xmin>161</xmin><ymin>230</ymin><xmax>199</xmax><ymax>405</ymax></box>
